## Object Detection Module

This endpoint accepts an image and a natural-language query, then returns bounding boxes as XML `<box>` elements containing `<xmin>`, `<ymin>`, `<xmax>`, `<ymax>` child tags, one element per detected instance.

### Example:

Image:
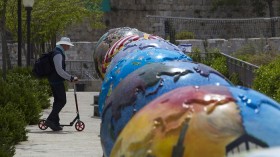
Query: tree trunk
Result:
<box><xmin>266</xmin><ymin>0</ymin><xmax>275</xmax><ymax>17</ymax></box>
<box><xmin>51</xmin><ymin>35</ymin><xmax>56</xmax><ymax>50</ymax></box>
<box><xmin>41</xmin><ymin>41</ymin><xmax>45</xmax><ymax>54</ymax></box>
<box><xmin>266</xmin><ymin>0</ymin><xmax>275</xmax><ymax>37</ymax></box>
<box><xmin>6</xmin><ymin>44</ymin><xmax>12</xmax><ymax>69</ymax></box>
<box><xmin>0</xmin><ymin>0</ymin><xmax>8</xmax><ymax>80</ymax></box>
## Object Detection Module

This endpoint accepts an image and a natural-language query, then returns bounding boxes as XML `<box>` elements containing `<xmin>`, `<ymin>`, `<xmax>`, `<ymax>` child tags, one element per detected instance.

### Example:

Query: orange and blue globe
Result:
<box><xmin>110</xmin><ymin>85</ymin><xmax>280</xmax><ymax>157</ymax></box>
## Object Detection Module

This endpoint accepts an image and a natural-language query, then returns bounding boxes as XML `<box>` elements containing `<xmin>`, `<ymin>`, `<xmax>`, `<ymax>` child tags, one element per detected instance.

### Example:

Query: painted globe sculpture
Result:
<box><xmin>93</xmin><ymin>28</ymin><xmax>118</xmax><ymax>78</ymax></box>
<box><xmin>106</xmin><ymin>38</ymin><xmax>183</xmax><ymax>74</ymax></box>
<box><xmin>98</xmin><ymin>48</ymin><xmax>192</xmax><ymax>114</ymax></box>
<box><xmin>93</xmin><ymin>27</ymin><xmax>144</xmax><ymax>79</ymax></box>
<box><xmin>101</xmin><ymin>35</ymin><xmax>140</xmax><ymax>75</ymax></box>
<box><xmin>101</xmin><ymin>34</ymin><xmax>163</xmax><ymax>76</ymax></box>
<box><xmin>100</xmin><ymin>61</ymin><xmax>233</xmax><ymax>157</ymax></box>
<box><xmin>110</xmin><ymin>85</ymin><xmax>280</xmax><ymax>157</ymax></box>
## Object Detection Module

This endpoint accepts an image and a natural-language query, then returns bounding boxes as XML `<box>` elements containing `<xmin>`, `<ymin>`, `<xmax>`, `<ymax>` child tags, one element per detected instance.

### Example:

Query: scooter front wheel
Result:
<box><xmin>75</xmin><ymin>121</ymin><xmax>85</xmax><ymax>131</ymax></box>
<box><xmin>38</xmin><ymin>119</ymin><xmax>48</xmax><ymax>130</ymax></box>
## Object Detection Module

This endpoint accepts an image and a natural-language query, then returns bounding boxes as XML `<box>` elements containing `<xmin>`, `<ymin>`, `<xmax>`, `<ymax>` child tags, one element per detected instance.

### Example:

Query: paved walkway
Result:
<box><xmin>15</xmin><ymin>90</ymin><xmax>103</xmax><ymax>157</ymax></box>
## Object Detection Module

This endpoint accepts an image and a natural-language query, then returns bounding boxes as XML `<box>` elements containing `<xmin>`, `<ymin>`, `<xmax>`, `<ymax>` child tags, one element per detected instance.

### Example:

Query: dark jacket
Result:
<box><xmin>48</xmin><ymin>47</ymin><xmax>66</xmax><ymax>84</ymax></box>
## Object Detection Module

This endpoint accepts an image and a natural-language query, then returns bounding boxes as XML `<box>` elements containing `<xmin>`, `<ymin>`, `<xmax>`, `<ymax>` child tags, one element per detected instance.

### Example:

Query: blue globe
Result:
<box><xmin>98</xmin><ymin>48</ymin><xmax>192</xmax><ymax>114</ymax></box>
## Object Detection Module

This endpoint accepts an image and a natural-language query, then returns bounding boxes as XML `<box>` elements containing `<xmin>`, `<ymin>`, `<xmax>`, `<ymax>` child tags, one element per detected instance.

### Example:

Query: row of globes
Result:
<box><xmin>93</xmin><ymin>27</ymin><xmax>280</xmax><ymax>157</ymax></box>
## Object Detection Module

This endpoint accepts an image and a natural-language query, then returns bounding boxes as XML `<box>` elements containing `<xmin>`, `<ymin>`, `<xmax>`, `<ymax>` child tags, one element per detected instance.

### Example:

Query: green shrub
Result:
<box><xmin>189</xmin><ymin>48</ymin><xmax>242</xmax><ymax>86</ymax></box>
<box><xmin>228</xmin><ymin>73</ymin><xmax>243</xmax><ymax>85</ymax></box>
<box><xmin>233</xmin><ymin>43</ymin><xmax>256</xmax><ymax>59</ymax></box>
<box><xmin>175</xmin><ymin>31</ymin><xmax>195</xmax><ymax>39</ymax></box>
<box><xmin>252</xmin><ymin>56</ymin><xmax>280</xmax><ymax>102</ymax></box>
<box><xmin>189</xmin><ymin>48</ymin><xmax>202</xmax><ymax>62</ymax></box>
<box><xmin>0</xmin><ymin>77</ymin><xmax>41</xmax><ymax>124</ymax></box>
<box><xmin>0</xmin><ymin>147</ymin><xmax>13</xmax><ymax>157</ymax></box>
<box><xmin>247</xmin><ymin>52</ymin><xmax>280</xmax><ymax>66</ymax></box>
<box><xmin>0</xmin><ymin>67</ymin><xmax>52</xmax><ymax>156</ymax></box>
<box><xmin>209</xmin><ymin>54</ymin><xmax>228</xmax><ymax>77</ymax></box>
<box><xmin>191</xmin><ymin>48</ymin><xmax>225</xmax><ymax>68</ymax></box>
<box><xmin>232</xmin><ymin>43</ymin><xmax>280</xmax><ymax>66</ymax></box>
<box><xmin>0</xmin><ymin>79</ymin><xmax>11</xmax><ymax>106</ymax></box>
<box><xmin>205</xmin><ymin>49</ymin><xmax>242</xmax><ymax>85</ymax></box>
<box><xmin>0</xmin><ymin>67</ymin><xmax>52</xmax><ymax>124</ymax></box>
<box><xmin>0</xmin><ymin>103</ymin><xmax>27</xmax><ymax>157</ymax></box>
<box><xmin>7</xmin><ymin>67</ymin><xmax>51</xmax><ymax>109</ymax></box>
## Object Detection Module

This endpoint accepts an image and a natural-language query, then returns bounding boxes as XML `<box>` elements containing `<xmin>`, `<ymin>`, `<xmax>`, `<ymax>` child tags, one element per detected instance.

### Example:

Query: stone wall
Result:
<box><xmin>65</xmin><ymin>42</ymin><xmax>96</xmax><ymax>60</ymax></box>
<box><xmin>177</xmin><ymin>37</ymin><xmax>280</xmax><ymax>54</ymax></box>
<box><xmin>2</xmin><ymin>38</ymin><xmax>280</xmax><ymax>65</ymax></box>
<box><xmin>1</xmin><ymin>38</ymin><xmax>280</xmax><ymax>91</ymax></box>
<box><xmin>66</xmin><ymin>0</ymin><xmax>280</xmax><ymax>41</ymax></box>
<box><xmin>0</xmin><ymin>42</ymin><xmax>97</xmax><ymax>66</ymax></box>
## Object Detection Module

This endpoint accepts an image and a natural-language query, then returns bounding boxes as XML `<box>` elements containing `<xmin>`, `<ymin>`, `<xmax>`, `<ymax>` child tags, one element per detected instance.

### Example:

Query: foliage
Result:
<box><xmin>208</xmin><ymin>53</ymin><xmax>229</xmax><ymax>77</ymax></box>
<box><xmin>250</xmin><ymin>0</ymin><xmax>267</xmax><ymax>16</ymax></box>
<box><xmin>175</xmin><ymin>31</ymin><xmax>195</xmax><ymax>40</ymax></box>
<box><xmin>246</xmin><ymin>52</ymin><xmax>279</xmax><ymax>66</ymax></box>
<box><xmin>4</xmin><ymin>0</ymin><xmax>104</xmax><ymax>44</ymax></box>
<box><xmin>189</xmin><ymin>48</ymin><xmax>202</xmax><ymax>63</ymax></box>
<box><xmin>232</xmin><ymin>43</ymin><xmax>280</xmax><ymax>66</ymax></box>
<box><xmin>211</xmin><ymin>0</ymin><xmax>243</xmax><ymax>11</ymax></box>
<box><xmin>252</xmin><ymin>56</ymin><xmax>280</xmax><ymax>102</ymax></box>
<box><xmin>211</xmin><ymin>0</ymin><xmax>275</xmax><ymax>17</ymax></box>
<box><xmin>0</xmin><ymin>146</ymin><xmax>13</xmax><ymax>157</ymax></box>
<box><xmin>189</xmin><ymin>48</ymin><xmax>243</xmax><ymax>85</ymax></box>
<box><xmin>188</xmin><ymin>45</ymin><xmax>280</xmax><ymax>99</ymax></box>
<box><xmin>228</xmin><ymin>72</ymin><xmax>243</xmax><ymax>85</ymax></box>
<box><xmin>0</xmin><ymin>67</ymin><xmax>52</xmax><ymax>124</ymax></box>
<box><xmin>212</xmin><ymin>0</ymin><xmax>242</xmax><ymax>6</ymax></box>
<box><xmin>7</xmin><ymin>67</ymin><xmax>51</xmax><ymax>109</ymax></box>
<box><xmin>0</xmin><ymin>103</ymin><xmax>27</xmax><ymax>157</ymax></box>
<box><xmin>0</xmin><ymin>67</ymin><xmax>52</xmax><ymax>156</ymax></box>
<box><xmin>190</xmin><ymin>48</ymin><xmax>223</xmax><ymax>66</ymax></box>
<box><xmin>1</xmin><ymin>75</ymin><xmax>41</xmax><ymax>124</ymax></box>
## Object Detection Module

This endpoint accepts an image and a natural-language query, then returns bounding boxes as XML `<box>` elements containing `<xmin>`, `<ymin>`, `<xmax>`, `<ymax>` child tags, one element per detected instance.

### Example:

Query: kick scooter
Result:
<box><xmin>38</xmin><ymin>83</ymin><xmax>85</xmax><ymax>131</ymax></box>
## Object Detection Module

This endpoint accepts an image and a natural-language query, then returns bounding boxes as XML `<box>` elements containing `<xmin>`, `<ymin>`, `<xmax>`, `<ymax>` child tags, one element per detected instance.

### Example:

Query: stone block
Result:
<box><xmin>268</xmin><ymin>37</ymin><xmax>280</xmax><ymax>51</ymax></box>
<box><xmin>227</xmin><ymin>38</ymin><xmax>247</xmax><ymax>54</ymax></box>
<box><xmin>206</xmin><ymin>39</ymin><xmax>227</xmax><ymax>52</ymax></box>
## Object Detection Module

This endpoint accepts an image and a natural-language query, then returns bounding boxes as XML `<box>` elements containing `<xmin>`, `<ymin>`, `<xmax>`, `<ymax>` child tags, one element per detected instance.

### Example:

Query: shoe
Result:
<box><xmin>45</xmin><ymin>120</ymin><xmax>63</xmax><ymax>131</ymax></box>
<box><xmin>57</xmin><ymin>126</ymin><xmax>63</xmax><ymax>131</ymax></box>
<box><xmin>55</xmin><ymin>122</ymin><xmax>63</xmax><ymax>131</ymax></box>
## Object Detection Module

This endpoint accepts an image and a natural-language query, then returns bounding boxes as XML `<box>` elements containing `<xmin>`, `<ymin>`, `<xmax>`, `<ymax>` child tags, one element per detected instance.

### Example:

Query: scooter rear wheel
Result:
<box><xmin>75</xmin><ymin>121</ymin><xmax>85</xmax><ymax>131</ymax></box>
<box><xmin>38</xmin><ymin>120</ymin><xmax>48</xmax><ymax>130</ymax></box>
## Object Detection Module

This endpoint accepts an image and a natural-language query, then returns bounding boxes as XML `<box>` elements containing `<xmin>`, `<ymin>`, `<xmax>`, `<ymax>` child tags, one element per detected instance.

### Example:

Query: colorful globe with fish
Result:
<box><xmin>98</xmin><ymin>48</ymin><xmax>192</xmax><ymax>114</ymax></box>
<box><xmin>110</xmin><ymin>85</ymin><xmax>280</xmax><ymax>157</ymax></box>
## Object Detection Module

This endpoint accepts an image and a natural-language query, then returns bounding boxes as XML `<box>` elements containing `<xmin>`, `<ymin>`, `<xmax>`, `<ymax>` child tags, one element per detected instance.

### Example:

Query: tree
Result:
<box><xmin>211</xmin><ymin>0</ymin><xmax>243</xmax><ymax>13</ymax></box>
<box><xmin>250</xmin><ymin>0</ymin><xmax>276</xmax><ymax>36</ymax></box>
<box><xmin>0</xmin><ymin>0</ymin><xmax>8</xmax><ymax>80</ymax></box>
<box><xmin>211</xmin><ymin>0</ymin><xmax>275</xmax><ymax>17</ymax></box>
<box><xmin>3</xmin><ymin>0</ymin><xmax>104</xmax><ymax>64</ymax></box>
<box><xmin>212</xmin><ymin>0</ymin><xmax>276</xmax><ymax>37</ymax></box>
<box><xmin>250</xmin><ymin>0</ymin><xmax>275</xmax><ymax>17</ymax></box>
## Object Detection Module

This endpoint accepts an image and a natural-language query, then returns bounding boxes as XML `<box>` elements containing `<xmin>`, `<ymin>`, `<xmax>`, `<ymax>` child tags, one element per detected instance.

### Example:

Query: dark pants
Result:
<box><xmin>47</xmin><ymin>82</ymin><xmax>66</xmax><ymax>125</ymax></box>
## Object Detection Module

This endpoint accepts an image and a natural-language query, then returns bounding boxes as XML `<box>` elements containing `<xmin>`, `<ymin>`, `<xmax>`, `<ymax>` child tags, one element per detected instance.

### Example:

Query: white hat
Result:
<box><xmin>56</xmin><ymin>37</ymin><xmax>74</xmax><ymax>46</ymax></box>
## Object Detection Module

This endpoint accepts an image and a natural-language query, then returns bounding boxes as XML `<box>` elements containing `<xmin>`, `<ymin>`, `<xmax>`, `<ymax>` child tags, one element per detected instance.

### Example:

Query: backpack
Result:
<box><xmin>32</xmin><ymin>51</ymin><xmax>55</xmax><ymax>78</ymax></box>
